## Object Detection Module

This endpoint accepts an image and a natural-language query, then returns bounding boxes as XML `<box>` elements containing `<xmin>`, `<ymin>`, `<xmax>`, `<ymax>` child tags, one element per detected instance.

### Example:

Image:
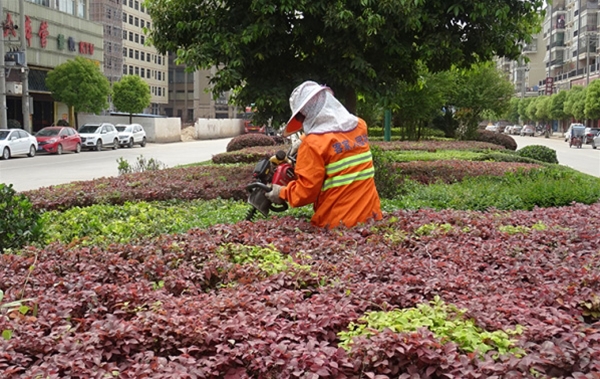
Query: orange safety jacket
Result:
<box><xmin>280</xmin><ymin>118</ymin><xmax>382</xmax><ymax>229</ymax></box>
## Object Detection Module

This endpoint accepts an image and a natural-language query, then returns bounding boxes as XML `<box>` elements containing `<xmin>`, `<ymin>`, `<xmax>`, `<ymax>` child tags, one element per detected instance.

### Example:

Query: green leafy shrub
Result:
<box><xmin>226</xmin><ymin>133</ymin><xmax>275</xmax><ymax>152</ymax></box>
<box><xmin>338</xmin><ymin>296</ymin><xmax>524</xmax><ymax>358</ymax></box>
<box><xmin>0</xmin><ymin>184</ymin><xmax>44</xmax><ymax>253</ymax></box>
<box><xmin>471</xmin><ymin>130</ymin><xmax>517</xmax><ymax>151</ymax></box>
<box><xmin>371</xmin><ymin>145</ymin><xmax>414</xmax><ymax>199</ymax></box>
<box><xmin>388</xmin><ymin>166</ymin><xmax>600</xmax><ymax>211</ymax></box>
<box><xmin>516</xmin><ymin>145</ymin><xmax>559</xmax><ymax>164</ymax></box>
<box><xmin>472</xmin><ymin>152</ymin><xmax>543</xmax><ymax>165</ymax></box>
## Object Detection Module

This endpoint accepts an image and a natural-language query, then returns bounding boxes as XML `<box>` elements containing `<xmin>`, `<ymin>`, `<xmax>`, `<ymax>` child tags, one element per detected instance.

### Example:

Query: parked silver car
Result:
<box><xmin>0</xmin><ymin>128</ymin><xmax>38</xmax><ymax>159</ymax></box>
<box><xmin>78</xmin><ymin>123</ymin><xmax>119</xmax><ymax>151</ymax></box>
<box><xmin>116</xmin><ymin>123</ymin><xmax>147</xmax><ymax>148</ymax></box>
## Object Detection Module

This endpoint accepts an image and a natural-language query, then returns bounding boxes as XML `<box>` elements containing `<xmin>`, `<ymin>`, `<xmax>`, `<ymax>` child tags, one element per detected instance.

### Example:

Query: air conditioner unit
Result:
<box><xmin>6</xmin><ymin>82</ymin><xmax>22</xmax><ymax>95</ymax></box>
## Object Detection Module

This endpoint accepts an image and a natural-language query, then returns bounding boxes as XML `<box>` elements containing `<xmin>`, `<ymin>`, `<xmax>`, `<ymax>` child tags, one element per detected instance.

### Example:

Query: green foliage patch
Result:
<box><xmin>217</xmin><ymin>243</ymin><xmax>311</xmax><ymax>276</ymax></box>
<box><xmin>0</xmin><ymin>184</ymin><xmax>45</xmax><ymax>253</ymax></box>
<box><xmin>516</xmin><ymin>145</ymin><xmax>559</xmax><ymax>164</ymax></box>
<box><xmin>41</xmin><ymin>199</ymin><xmax>250</xmax><ymax>247</ymax></box>
<box><xmin>384</xmin><ymin>166</ymin><xmax>600</xmax><ymax>211</ymax></box>
<box><xmin>338</xmin><ymin>296</ymin><xmax>524</xmax><ymax>358</ymax></box>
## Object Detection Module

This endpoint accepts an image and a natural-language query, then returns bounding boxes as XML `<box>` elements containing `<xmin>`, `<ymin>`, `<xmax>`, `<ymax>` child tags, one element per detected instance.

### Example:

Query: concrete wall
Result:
<box><xmin>195</xmin><ymin>118</ymin><xmax>244</xmax><ymax>139</ymax></box>
<box><xmin>78</xmin><ymin>114</ymin><xmax>182</xmax><ymax>143</ymax></box>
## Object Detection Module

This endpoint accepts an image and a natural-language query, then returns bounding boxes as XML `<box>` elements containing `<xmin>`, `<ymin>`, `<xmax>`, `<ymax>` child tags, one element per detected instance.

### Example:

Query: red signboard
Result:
<box><xmin>545</xmin><ymin>77</ymin><xmax>554</xmax><ymax>95</ymax></box>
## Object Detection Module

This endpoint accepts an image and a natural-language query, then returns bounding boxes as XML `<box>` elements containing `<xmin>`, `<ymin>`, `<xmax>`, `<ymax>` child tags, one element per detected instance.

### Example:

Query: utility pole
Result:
<box><xmin>0</xmin><ymin>0</ymin><xmax>7</xmax><ymax>129</ymax></box>
<box><xmin>19</xmin><ymin>0</ymin><xmax>30</xmax><ymax>132</ymax></box>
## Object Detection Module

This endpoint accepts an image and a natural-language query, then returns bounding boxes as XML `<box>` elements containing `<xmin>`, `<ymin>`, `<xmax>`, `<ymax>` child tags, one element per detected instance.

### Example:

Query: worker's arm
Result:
<box><xmin>280</xmin><ymin>142</ymin><xmax>324</xmax><ymax>207</ymax></box>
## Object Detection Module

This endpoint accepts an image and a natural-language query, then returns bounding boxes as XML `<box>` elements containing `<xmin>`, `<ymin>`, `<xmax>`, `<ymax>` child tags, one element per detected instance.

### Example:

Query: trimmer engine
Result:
<box><xmin>245</xmin><ymin>149</ymin><xmax>296</xmax><ymax>221</ymax></box>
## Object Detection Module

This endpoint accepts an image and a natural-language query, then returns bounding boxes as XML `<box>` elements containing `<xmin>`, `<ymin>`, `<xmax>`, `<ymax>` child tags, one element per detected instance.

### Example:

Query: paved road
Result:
<box><xmin>0</xmin><ymin>138</ymin><xmax>232</xmax><ymax>192</ymax></box>
<box><xmin>512</xmin><ymin>134</ymin><xmax>600</xmax><ymax>178</ymax></box>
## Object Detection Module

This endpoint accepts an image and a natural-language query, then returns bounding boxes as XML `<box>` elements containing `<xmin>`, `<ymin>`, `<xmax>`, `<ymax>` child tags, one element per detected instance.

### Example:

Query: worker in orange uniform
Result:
<box><xmin>265</xmin><ymin>80</ymin><xmax>382</xmax><ymax>229</ymax></box>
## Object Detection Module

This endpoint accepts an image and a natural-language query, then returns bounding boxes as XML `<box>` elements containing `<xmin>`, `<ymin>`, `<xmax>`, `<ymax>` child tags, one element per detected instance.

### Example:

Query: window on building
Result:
<box><xmin>135</xmin><ymin>17</ymin><xmax>139</xmax><ymax>27</ymax></box>
<box><xmin>141</xmin><ymin>67</ymin><xmax>145</xmax><ymax>77</ymax></box>
<box><xmin>147</xmin><ymin>70</ymin><xmax>151</xmax><ymax>78</ymax></box>
<box><xmin>122</xmin><ymin>12</ymin><xmax>127</xmax><ymax>22</ymax></box>
<box><xmin>135</xmin><ymin>1</ymin><xmax>139</xmax><ymax>10</ymax></box>
<box><xmin>140</xmin><ymin>19</ymin><xmax>145</xmax><ymax>28</ymax></box>
<box><xmin>140</xmin><ymin>51</ymin><xmax>145</xmax><ymax>60</ymax></box>
<box><xmin>129</xmin><ymin>48</ymin><xmax>133</xmax><ymax>58</ymax></box>
<box><xmin>57</xmin><ymin>0</ymin><xmax>75</xmax><ymax>15</ymax></box>
<box><xmin>135</xmin><ymin>67</ymin><xmax>139</xmax><ymax>76</ymax></box>
<box><xmin>78</xmin><ymin>0</ymin><xmax>86</xmax><ymax>18</ymax></box>
<box><xmin>135</xmin><ymin>34</ymin><xmax>139</xmax><ymax>43</ymax></box>
<box><xmin>106</xmin><ymin>7</ymin><xmax>111</xmax><ymax>18</ymax></box>
<box><xmin>123</xmin><ymin>65</ymin><xmax>127</xmax><ymax>74</ymax></box>
<box><xmin>158</xmin><ymin>56</ymin><xmax>162</xmax><ymax>65</ymax></box>
<box><xmin>129</xmin><ymin>65</ymin><xmax>133</xmax><ymax>75</ymax></box>
<box><xmin>123</xmin><ymin>47</ymin><xmax>127</xmax><ymax>56</ymax></box>
<box><xmin>129</xmin><ymin>32</ymin><xmax>133</xmax><ymax>41</ymax></box>
<box><xmin>129</xmin><ymin>0</ymin><xmax>133</xmax><ymax>7</ymax></box>
<box><xmin>147</xmin><ymin>54</ymin><xmax>151</xmax><ymax>62</ymax></box>
<box><xmin>122</xmin><ymin>30</ymin><xmax>127</xmax><ymax>39</ymax></box>
<box><xmin>135</xmin><ymin>50</ymin><xmax>139</xmax><ymax>60</ymax></box>
<box><xmin>140</xmin><ymin>35</ymin><xmax>145</xmax><ymax>45</ymax></box>
<box><xmin>147</xmin><ymin>21</ymin><xmax>151</xmax><ymax>29</ymax></box>
<box><xmin>106</xmin><ymin>42</ymin><xmax>112</xmax><ymax>53</ymax></box>
<box><xmin>129</xmin><ymin>15</ymin><xmax>133</xmax><ymax>24</ymax></box>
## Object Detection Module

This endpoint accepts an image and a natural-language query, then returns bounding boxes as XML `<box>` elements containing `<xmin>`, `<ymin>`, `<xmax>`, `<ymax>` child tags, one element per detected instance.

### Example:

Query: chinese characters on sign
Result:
<box><xmin>5</xmin><ymin>12</ymin><xmax>94</xmax><ymax>55</ymax></box>
<box><xmin>3</xmin><ymin>13</ymin><xmax>17</xmax><ymax>38</ymax></box>
<box><xmin>38</xmin><ymin>21</ymin><xmax>49</xmax><ymax>48</ymax></box>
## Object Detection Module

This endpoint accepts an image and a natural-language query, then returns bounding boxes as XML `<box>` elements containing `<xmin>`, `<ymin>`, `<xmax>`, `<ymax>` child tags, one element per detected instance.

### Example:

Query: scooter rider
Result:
<box><xmin>265</xmin><ymin>80</ymin><xmax>382</xmax><ymax>229</ymax></box>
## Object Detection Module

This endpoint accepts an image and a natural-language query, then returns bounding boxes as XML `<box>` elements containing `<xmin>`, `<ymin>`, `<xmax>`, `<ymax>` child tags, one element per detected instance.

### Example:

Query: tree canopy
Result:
<box><xmin>112</xmin><ymin>75</ymin><xmax>152</xmax><ymax>123</ymax></box>
<box><xmin>146</xmin><ymin>0</ymin><xmax>544</xmax><ymax>126</ymax></box>
<box><xmin>45</xmin><ymin>57</ymin><xmax>111</xmax><ymax>128</ymax></box>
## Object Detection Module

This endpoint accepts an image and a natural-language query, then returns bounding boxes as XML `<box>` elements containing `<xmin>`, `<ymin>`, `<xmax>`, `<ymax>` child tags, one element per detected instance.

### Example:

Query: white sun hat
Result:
<box><xmin>283</xmin><ymin>81</ymin><xmax>333</xmax><ymax>137</ymax></box>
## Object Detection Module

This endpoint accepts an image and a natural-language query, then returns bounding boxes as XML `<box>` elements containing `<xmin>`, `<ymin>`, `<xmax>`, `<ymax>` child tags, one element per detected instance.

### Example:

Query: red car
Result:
<box><xmin>35</xmin><ymin>126</ymin><xmax>82</xmax><ymax>154</ymax></box>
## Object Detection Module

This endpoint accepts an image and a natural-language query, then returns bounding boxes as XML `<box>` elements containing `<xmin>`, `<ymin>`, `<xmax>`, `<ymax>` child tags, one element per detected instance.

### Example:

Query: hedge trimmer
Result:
<box><xmin>245</xmin><ymin>148</ymin><xmax>296</xmax><ymax>221</ymax></box>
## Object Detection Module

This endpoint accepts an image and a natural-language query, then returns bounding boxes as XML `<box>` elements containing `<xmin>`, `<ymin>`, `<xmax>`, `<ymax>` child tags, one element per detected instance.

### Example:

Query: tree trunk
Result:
<box><xmin>129</xmin><ymin>113</ymin><xmax>133</xmax><ymax>124</ymax></box>
<box><xmin>75</xmin><ymin>111</ymin><xmax>79</xmax><ymax>129</ymax></box>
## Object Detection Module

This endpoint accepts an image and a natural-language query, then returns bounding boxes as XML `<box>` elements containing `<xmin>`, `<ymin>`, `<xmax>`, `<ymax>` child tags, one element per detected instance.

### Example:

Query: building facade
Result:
<box><xmin>4</xmin><ymin>0</ymin><xmax>104</xmax><ymax>132</ymax></box>
<box><xmin>542</xmin><ymin>0</ymin><xmax>599</xmax><ymax>92</ymax></box>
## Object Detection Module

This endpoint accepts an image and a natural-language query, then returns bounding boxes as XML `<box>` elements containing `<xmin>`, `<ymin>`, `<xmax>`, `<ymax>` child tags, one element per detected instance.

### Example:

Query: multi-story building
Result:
<box><xmin>119</xmin><ymin>0</ymin><xmax>167</xmax><ymax>114</ymax></box>
<box><xmin>542</xmin><ymin>0</ymin><xmax>599</xmax><ymax>92</ymax></box>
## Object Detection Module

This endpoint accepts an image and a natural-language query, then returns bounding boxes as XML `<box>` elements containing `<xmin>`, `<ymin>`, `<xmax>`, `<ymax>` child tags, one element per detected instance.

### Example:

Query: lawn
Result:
<box><xmin>1</xmin><ymin>138</ymin><xmax>600</xmax><ymax>378</ymax></box>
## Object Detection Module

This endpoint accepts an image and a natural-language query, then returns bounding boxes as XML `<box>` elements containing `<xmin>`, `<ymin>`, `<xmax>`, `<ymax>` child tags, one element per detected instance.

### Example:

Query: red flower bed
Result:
<box><xmin>1</xmin><ymin>203</ymin><xmax>600</xmax><ymax>377</ymax></box>
<box><xmin>394</xmin><ymin>160</ymin><xmax>542</xmax><ymax>184</ymax></box>
<box><xmin>371</xmin><ymin>140</ymin><xmax>506</xmax><ymax>152</ymax></box>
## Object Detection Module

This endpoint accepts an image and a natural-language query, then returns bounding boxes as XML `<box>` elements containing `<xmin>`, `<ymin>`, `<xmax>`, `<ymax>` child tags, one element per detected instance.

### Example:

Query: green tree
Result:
<box><xmin>45</xmin><ymin>57</ymin><xmax>110</xmax><ymax>128</ymax></box>
<box><xmin>112</xmin><ymin>75</ymin><xmax>152</xmax><ymax>123</ymax></box>
<box><xmin>585</xmin><ymin>79</ymin><xmax>600</xmax><ymax>123</ymax></box>
<box><xmin>564</xmin><ymin>86</ymin><xmax>586</xmax><ymax>123</ymax></box>
<box><xmin>146</xmin><ymin>0</ymin><xmax>543</xmax><ymax>125</ymax></box>
<box><xmin>451</xmin><ymin>62</ymin><xmax>514</xmax><ymax>138</ymax></box>
<box><xmin>518</xmin><ymin>97</ymin><xmax>533</xmax><ymax>124</ymax></box>
<box><xmin>505</xmin><ymin>97</ymin><xmax>521</xmax><ymax>124</ymax></box>
<box><xmin>391</xmin><ymin>67</ymin><xmax>454</xmax><ymax>140</ymax></box>
<box><xmin>549</xmin><ymin>91</ymin><xmax>568</xmax><ymax>132</ymax></box>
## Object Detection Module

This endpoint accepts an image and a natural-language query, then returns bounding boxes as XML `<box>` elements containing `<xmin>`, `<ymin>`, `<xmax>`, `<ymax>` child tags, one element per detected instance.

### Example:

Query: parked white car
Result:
<box><xmin>592</xmin><ymin>131</ymin><xmax>600</xmax><ymax>149</ymax></box>
<box><xmin>116</xmin><ymin>123</ymin><xmax>147</xmax><ymax>148</ymax></box>
<box><xmin>78</xmin><ymin>123</ymin><xmax>119</xmax><ymax>151</ymax></box>
<box><xmin>0</xmin><ymin>128</ymin><xmax>38</xmax><ymax>160</ymax></box>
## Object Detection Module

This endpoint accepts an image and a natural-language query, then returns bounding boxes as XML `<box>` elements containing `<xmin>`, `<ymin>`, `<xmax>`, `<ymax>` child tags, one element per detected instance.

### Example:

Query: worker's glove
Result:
<box><xmin>265</xmin><ymin>184</ymin><xmax>286</xmax><ymax>205</ymax></box>
<box><xmin>289</xmin><ymin>138</ymin><xmax>302</xmax><ymax>156</ymax></box>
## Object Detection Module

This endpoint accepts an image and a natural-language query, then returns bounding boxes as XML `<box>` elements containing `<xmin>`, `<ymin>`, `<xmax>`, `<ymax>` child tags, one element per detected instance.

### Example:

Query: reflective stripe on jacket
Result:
<box><xmin>280</xmin><ymin>118</ymin><xmax>382</xmax><ymax>229</ymax></box>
